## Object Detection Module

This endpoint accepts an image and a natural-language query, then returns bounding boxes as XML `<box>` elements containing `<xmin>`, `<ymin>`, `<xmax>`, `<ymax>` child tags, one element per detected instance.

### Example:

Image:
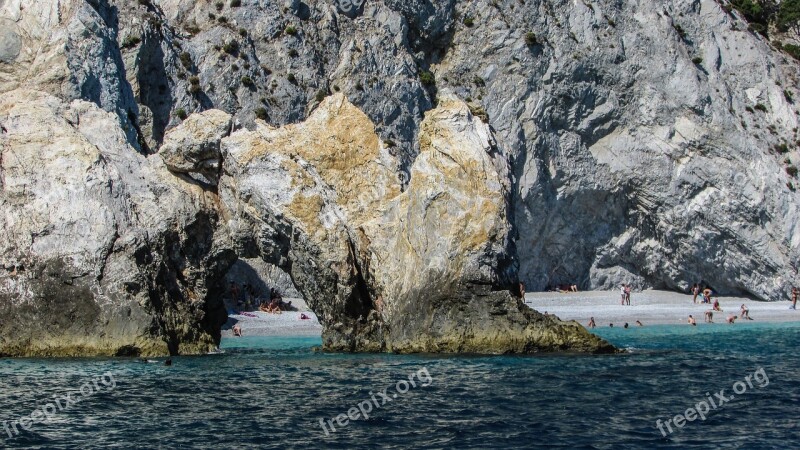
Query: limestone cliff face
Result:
<box><xmin>1</xmin><ymin>0</ymin><xmax>799</xmax><ymax>355</ymax></box>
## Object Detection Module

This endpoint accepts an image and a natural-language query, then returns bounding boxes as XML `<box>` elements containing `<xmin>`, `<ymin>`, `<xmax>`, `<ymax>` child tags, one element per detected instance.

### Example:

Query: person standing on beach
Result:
<box><xmin>587</xmin><ymin>317</ymin><xmax>596</xmax><ymax>329</ymax></box>
<box><xmin>792</xmin><ymin>287</ymin><xmax>797</xmax><ymax>310</ymax></box>
<box><xmin>519</xmin><ymin>281</ymin><xmax>526</xmax><ymax>299</ymax></box>
<box><xmin>625</xmin><ymin>285</ymin><xmax>632</xmax><ymax>306</ymax></box>
<box><xmin>620</xmin><ymin>284</ymin><xmax>627</xmax><ymax>305</ymax></box>
<box><xmin>691</xmin><ymin>284</ymin><xmax>700</xmax><ymax>304</ymax></box>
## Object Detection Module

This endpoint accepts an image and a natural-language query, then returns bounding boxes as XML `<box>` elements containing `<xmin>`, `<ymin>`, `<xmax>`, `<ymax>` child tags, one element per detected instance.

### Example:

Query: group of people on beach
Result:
<box><xmin>570</xmin><ymin>279</ymin><xmax>800</xmax><ymax>331</ymax></box>
<box><xmin>620</xmin><ymin>284</ymin><xmax>632</xmax><ymax>305</ymax></box>
<box><xmin>694</xmin><ymin>303</ymin><xmax>753</xmax><ymax>325</ymax></box>
<box><xmin>228</xmin><ymin>281</ymin><xmax>292</xmax><ymax>315</ymax></box>
<box><xmin>545</xmin><ymin>283</ymin><xmax>579</xmax><ymax>293</ymax></box>
<box><xmin>690</xmin><ymin>284</ymin><xmax>717</xmax><ymax>304</ymax></box>
<box><xmin>687</xmin><ymin>282</ymin><xmax>757</xmax><ymax>325</ymax></box>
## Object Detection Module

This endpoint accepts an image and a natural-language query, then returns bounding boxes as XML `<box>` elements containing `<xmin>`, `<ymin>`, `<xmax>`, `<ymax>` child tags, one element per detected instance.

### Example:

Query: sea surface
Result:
<box><xmin>1</xmin><ymin>322</ymin><xmax>799</xmax><ymax>449</ymax></box>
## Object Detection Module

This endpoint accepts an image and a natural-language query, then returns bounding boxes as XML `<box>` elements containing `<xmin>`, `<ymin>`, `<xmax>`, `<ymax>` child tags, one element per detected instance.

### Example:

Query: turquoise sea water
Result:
<box><xmin>1</xmin><ymin>322</ymin><xmax>799</xmax><ymax>449</ymax></box>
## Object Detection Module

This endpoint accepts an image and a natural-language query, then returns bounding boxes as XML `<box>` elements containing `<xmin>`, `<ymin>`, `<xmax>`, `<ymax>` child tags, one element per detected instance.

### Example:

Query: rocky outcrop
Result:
<box><xmin>219</xmin><ymin>93</ymin><xmax>613</xmax><ymax>353</ymax></box>
<box><xmin>160</xmin><ymin>109</ymin><xmax>232</xmax><ymax>185</ymax></box>
<box><xmin>359</xmin><ymin>95</ymin><xmax>608</xmax><ymax>352</ymax></box>
<box><xmin>0</xmin><ymin>90</ymin><xmax>234</xmax><ymax>357</ymax></box>
<box><xmin>3</xmin><ymin>0</ymin><xmax>800</xmax><ymax>356</ymax></box>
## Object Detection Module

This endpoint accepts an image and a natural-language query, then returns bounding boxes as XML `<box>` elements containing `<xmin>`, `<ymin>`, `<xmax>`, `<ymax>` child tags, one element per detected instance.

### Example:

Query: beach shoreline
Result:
<box><xmin>221</xmin><ymin>290</ymin><xmax>800</xmax><ymax>339</ymax></box>
<box><xmin>221</xmin><ymin>298</ymin><xmax>323</xmax><ymax>338</ymax></box>
<box><xmin>524</xmin><ymin>289</ymin><xmax>799</xmax><ymax>327</ymax></box>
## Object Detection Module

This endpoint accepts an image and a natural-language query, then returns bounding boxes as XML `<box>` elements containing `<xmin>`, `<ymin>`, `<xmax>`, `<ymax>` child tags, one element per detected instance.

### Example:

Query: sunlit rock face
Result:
<box><xmin>219</xmin><ymin>94</ymin><xmax>614</xmax><ymax>353</ymax></box>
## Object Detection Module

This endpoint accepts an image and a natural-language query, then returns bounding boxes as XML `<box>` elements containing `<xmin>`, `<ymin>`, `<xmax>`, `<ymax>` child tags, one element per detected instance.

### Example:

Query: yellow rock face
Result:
<box><xmin>223</xmin><ymin>93</ymin><xmax>402</xmax><ymax>232</ymax></box>
<box><xmin>361</xmin><ymin>95</ymin><xmax>511</xmax><ymax>321</ymax></box>
<box><xmin>220</xmin><ymin>93</ymin><xmax>614</xmax><ymax>354</ymax></box>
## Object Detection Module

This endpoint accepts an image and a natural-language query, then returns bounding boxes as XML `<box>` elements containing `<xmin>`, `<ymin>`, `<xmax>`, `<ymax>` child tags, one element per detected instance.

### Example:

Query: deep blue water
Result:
<box><xmin>1</xmin><ymin>322</ymin><xmax>799</xmax><ymax>449</ymax></box>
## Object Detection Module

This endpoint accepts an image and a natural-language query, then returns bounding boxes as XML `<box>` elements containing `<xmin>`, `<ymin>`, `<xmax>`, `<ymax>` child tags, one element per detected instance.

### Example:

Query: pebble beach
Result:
<box><xmin>524</xmin><ymin>290</ymin><xmax>799</xmax><ymax>327</ymax></box>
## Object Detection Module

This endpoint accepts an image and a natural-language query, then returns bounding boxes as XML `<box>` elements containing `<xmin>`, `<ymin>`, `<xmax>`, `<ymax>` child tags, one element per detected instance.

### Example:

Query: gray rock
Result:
<box><xmin>0</xmin><ymin>19</ymin><xmax>21</xmax><ymax>63</ymax></box>
<box><xmin>160</xmin><ymin>109</ymin><xmax>232</xmax><ymax>185</ymax></box>
<box><xmin>218</xmin><ymin>94</ymin><xmax>614</xmax><ymax>353</ymax></box>
<box><xmin>0</xmin><ymin>90</ymin><xmax>234</xmax><ymax>357</ymax></box>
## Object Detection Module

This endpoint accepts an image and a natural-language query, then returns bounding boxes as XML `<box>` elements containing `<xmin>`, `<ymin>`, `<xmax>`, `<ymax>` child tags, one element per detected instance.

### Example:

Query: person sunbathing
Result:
<box><xmin>268</xmin><ymin>299</ymin><xmax>283</xmax><ymax>314</ymax></box>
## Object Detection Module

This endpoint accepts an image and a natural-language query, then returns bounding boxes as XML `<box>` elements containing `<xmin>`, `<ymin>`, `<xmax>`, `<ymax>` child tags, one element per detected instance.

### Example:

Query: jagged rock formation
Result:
<box><xmin>2</xmin><ymin>0</ymin><xmax>800</xmax><ymax>356</ymax></box>
<box><xmin>218</xmin><ymin>93</ymin><xmax>609</xmax><ymax>352</ymax></box>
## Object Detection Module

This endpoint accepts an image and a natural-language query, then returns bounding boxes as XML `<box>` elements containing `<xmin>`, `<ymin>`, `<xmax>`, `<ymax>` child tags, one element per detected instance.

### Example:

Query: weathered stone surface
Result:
<box><xmin>0</xmin><ymin>90</ymin><xmax>234</xmax><ymax>357</ymax></box>
<box><xmin>160</xmin><ymin>109</ymin><xmax>232</xmax><ymax>185</ymax></box>
<box><xmin>98</xmin><ymin>0</ymin><xmax>800</xmax><ymax>300</ymax></box>
<box><xmin>219</xmin><ymin>93</ymin><xmax>405</xmax><ymax>351</ymax></box>
<box><xmin>3</xmin><ymin>0</ymin><xmax>800</xmax><ymax>357</ymax></box>
<box><xmin>219</xmin><ymin>93</ymin><xmax>614</xmax><ymax>353</ymax></box>
<box><xmin>359</xmin><ymin>95</ymin><xmax>610</xmax><ymax>353</ymax></box>
<box><xmin>0</xmin><ymin>19</ymin><xmax>21</xmax><ymax>63</ymax></box>
<box><xmin>0</xmin><ymin>0</ymin><xmax>141</xmax><ymax>149</ymax></box>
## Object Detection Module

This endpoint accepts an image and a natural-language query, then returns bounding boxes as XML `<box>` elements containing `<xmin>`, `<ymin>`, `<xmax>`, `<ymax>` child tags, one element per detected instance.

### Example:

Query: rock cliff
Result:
<box><xmin>1</xmin><ymin>0</ymin><xmax>800</xmax><ymax>356</ymax></box>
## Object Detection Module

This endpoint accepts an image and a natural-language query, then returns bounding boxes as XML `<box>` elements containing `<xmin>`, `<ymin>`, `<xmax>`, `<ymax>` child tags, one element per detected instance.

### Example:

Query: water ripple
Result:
<box><xmin>0</xmin><ymin>324</ymin><xmax>798</xmax><ymax>448</ymax></box>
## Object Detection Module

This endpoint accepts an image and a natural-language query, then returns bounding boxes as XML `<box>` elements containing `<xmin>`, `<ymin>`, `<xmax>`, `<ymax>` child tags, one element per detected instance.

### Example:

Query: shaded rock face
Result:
<box><xmin>2</xmin><ymin>0</ymin><xmax>800</xmax><ymax>356</ymax></box>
